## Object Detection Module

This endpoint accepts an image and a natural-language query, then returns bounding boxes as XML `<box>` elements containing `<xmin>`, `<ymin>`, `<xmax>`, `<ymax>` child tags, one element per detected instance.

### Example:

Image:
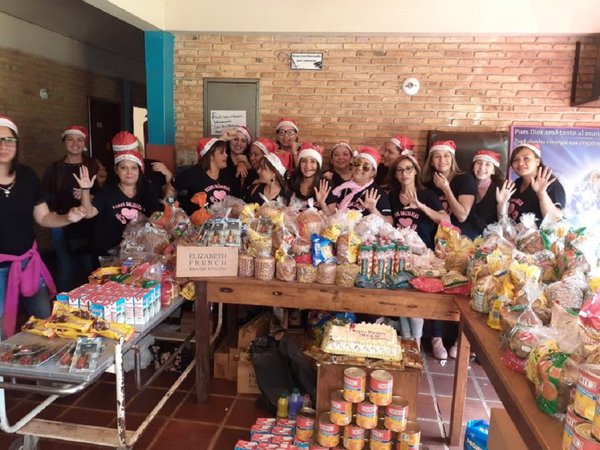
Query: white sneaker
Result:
<box><xmin>448</xmin><ymin>341</ymin><xmax>458</xmax><ymax>359</ymax></box>
<box><xmin>431</xmin><ymin>337</ymin><xmax>448</xmax><ymax>360</ymax></box>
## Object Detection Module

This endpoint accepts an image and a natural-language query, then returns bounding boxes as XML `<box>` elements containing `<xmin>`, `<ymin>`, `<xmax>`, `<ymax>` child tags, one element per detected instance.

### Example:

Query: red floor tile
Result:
<box><xmin>429</xmin><ymin>373</ymin><xmax>456</xmax><ymax>397</ymax></box>
<box><xmin>72</xmin><ymin>382</ymin><xmax>120</xmax><ymax>411</ymax></box>
<box><xmin>417</xmin><ymin>418</ymin><xmax>446</xmax><ymax>445</ymax></box>
<box><xmin>58</xmin><ymin>406</ymin><xmax>116</xmax><ymax>427</ymax></box>
<box><xmin>126</xmin><ymin>388</ymin><xmax>187</xmax><ymax>417</ymax></box>
<box><xmin>175</xmin><ymin>393</ymin><xmax>235</xmax><ymax>423</ymax></box>
<box><xmin>213</xmin><ymin>426</ymin><xmax>251</xmax><ymax>449</ymax></box>
<box><xmin>119</xmin><ymin>414</ymin><xmax>167</xmax><ymax>449</ymax></box>
<box><xmin>437</xmin><ymin>396</ymin><xmax>489</xmax><ymax>424</ymax></box>
<box><xmin>208</xmin><ymin>377</ymin><xmax>237</xmax><ymax>396</ymax></box>
<box><xmin>150</xmin><ymin>420</ymin><xmax>218</xmax><ymax>449</ymax></box>
<box><xmin>226</xmin><ymin>397</ymin><xmax>271</xmax><ymax>428</ymax></box>
<box><xmin>416</xmin><ymin>394</ymin><xmax>439</xmax><ymax>421</ymax></box>
<box><xmin>476</xmin><ymin>377</ymin><xmax>500</xmax><ymax>402</ymax></box>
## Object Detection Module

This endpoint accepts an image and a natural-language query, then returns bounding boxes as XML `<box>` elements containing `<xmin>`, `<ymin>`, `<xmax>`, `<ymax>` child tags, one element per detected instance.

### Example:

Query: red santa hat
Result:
<box><xmin>430</xmin><ymin>140</ymin><xmax>456</xmax><ymax>156</ymax></box>
<box><xmin>61</xmin><ymin>125</ymin><xmax>89</xmax><ymax>143</ymax></box>
<box><xmin>298</xmin><ymin>142</ymin><xmax>323</xmax><ymax>167</ymax></box>
<box><xmin>235</xmin><ymin>126</ymin><xmax>253</xmax><ymax>145</ymax></box>
<box><xmin>473</xmin><ymin>149</ymin><xmax>500</xmax><ymax>168</ymax></box>
<box><xmin>112</xmin><ymin>131</ymin><xmax>139</xmax><ymax>152</ymax></box>
<box><xmin>0</xmin><ymin>116</ymin><xmax>18</xmax><ymax>136</ymax></box>
<box><xmin>331</xmin><ymin>141</ymin><xmax>356</xmax><ymax>157</ymax></box>
<box><xmin>389</xmin><ymin>134</ymin><xmax>415</xmax><ymax>152</ymax></box>
<box><xmin>276</xmin><ymin>117</ymin><xmax>298</xmax><ymax>132</ymax></box>
<box><xmin>356</xmin><ymin>146</ymin><xmax>381</xmax><ymax>170</ymax></box>
<box><xmin>114</xmin><ymin>150</ymin><xmax>144</xmax><ymax>172</ymax></box>
<box><xmin>197</xmin><ymin>137</ymin><xmax>226</xmax><ymax>157</ymax></box>
<box><xmin>253</xmin><ymin>137</ymin><xmax>277</xmax><ymax>155</ymax></box>
<box><xmin>400</xmin><ymin>149</ymin><xmax>420</xmax><ymax>170</ymax></box>
<box><xmin>514</xmin><ymin>142</ymin><xmax>541</xmax><ymax>158</ymax></box>
<box><xmin>263</xmin><ymin>152</ymin><xmax>287</xmax><ymax>177</ymax></box>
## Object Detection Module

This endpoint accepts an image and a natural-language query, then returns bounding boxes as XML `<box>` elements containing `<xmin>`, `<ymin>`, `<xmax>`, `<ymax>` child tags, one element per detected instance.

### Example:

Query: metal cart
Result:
<box><xmin>0</xmin><ymin>299</ymin><xmax>194</xmax><ymax>450</ymax></box>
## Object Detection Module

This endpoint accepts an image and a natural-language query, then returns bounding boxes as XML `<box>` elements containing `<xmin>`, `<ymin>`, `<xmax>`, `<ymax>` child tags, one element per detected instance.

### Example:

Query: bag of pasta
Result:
<box><xmin>471</xmin><ymin>275</ymin><xmax>501</xmax><ymax>314</ymax></box>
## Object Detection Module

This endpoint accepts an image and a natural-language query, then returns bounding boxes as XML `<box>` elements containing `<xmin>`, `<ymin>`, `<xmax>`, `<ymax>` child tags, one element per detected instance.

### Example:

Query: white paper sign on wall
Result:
<box><xmin>210</xmin><ymin>110</ymin><xmax>247</xmax><ymax>135</ymax></box>
<box><xmin>290</xmin><ymin>53</ymin><xmax>323</xmax><ymax>70</ymax></box>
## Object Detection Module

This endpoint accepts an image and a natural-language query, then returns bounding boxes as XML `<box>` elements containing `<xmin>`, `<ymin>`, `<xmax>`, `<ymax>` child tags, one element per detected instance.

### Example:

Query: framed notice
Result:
<box><xmin>290</xmin><ymin>53</ymin><xmax>323</xmax><ymax>70</ymax></box>
<box><xmin>176</xmin><ymin>246</ymin><xmax>239</xmax><ymax>278</ymax></box>
<box><xmin>210</xmin><ymin>110</ymin><xmax>246</xmax><ymax>136</ymax></box>
<box><xmin>510</xmin><ymin>125</ymin><xmax>600</xmax><ymax>227</ymax></box>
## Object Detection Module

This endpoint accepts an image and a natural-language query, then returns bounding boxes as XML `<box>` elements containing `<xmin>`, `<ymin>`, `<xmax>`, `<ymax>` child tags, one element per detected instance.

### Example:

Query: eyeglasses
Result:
<box><xmin>395</xmin><ymin>166</ymin><xmax>414</xmax><ymax>175</ymax></box>
<box><xmin>0</xmin><ymin>137</ymin><xmax>17</xmax><ymax>147</ymax></box>
<box><xmin>352</xmin><ymin>161</ymin><xmax>373</xmax><ymax>171</ymax></box>
<box><xmin>277</xmin><ymin>129</ymin><xmax>297</xmax><ymax>137</ymax></box>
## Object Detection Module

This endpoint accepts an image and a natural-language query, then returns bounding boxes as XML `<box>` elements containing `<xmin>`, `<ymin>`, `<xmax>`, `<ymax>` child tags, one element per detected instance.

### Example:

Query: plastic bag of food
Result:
<box><xmin>579</xmin><ymin>290</ymin><xmax>600</xmax><ymax>343</ymax></box>
<box><xmin>471</xmin><ymin>275</ymin><xmax>501</xmax><ymax>314</ymax></box>
<box><xmin>297</xmin><ymin>199</ymin><xmax>326</xmax><ymax>241</ymax></box>
<box><xmin>409</xmin><ymin>276</ymin><xmax>444</xmax><ymax>293</ymax></box>
<box><xmin>276</xmin><ymin>244</ymin><xmax>297</xmax><ymax>282</ymax></box>
<box><xmin>526</xmin><ymin>335</ymin><xmax>559</xmax><ymax>383</ymax></box>
<box><xmin>336</xmin><ymin>231</ymin><xmax>360</xmax><ymax>264</ymax></box>
<box><xmin>535</xmin><ymin>352</ymin><xmax>572</xmax><ymax>416</ymax></box>
<box><xmin>311</xmin><ymin>234</ymin><xmax>336</xmax><ymax>265</ymax></box>
<box><xmin>515</xmin><ymin>213</ymin><xmax>544</xmax><ymax>253</ymax></box>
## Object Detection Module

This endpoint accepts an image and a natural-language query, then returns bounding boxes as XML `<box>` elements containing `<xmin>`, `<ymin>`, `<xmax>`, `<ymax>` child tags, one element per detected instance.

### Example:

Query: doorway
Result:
<box><xmin>88</xmin><ymin>98</ymin><xmax>121</xmax><ymax>170</ymax></box>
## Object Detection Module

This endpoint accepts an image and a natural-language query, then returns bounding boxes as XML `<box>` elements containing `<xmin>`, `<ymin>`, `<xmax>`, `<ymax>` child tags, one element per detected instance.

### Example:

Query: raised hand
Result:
<box><xmin>73</xmin><ymin>166</ymin><xmax>96</xmax><ymax>189</ymax></box>
<box><xmin>404</xmin><ymin>188</ymin><xmax>422</xmax><ymax>210</ymax></box>
<box><xmin>314</xmin><ymin>179</ymin><xmax>331</xmax><ymax>205</ymax></box>
<box><xmin>151</xmin><ymin>162</ymin><xmax>173</xmax><ymax>182</ymax></box>
<box><xmin>433</xmin><ymin>172</ymin><xmax>450</xmax><ymax>193</ymax></box>
<box><xmin>236</xmin><ymin>162</ymin><xmax>248</xmax><ymax>178</ymax></box>
<box><xmin>496</xmin><ymin>180</ymin><xmax>516</xmax><ymax>204</ymax></box>
<box><xmin>531</xmin><ymin>166</ymin><xmax>556</xmax><ymax>194</ymax></box>
<box><xmin>358</xmin><ymin>188</ymin><xmax>381</xmax><ymax>212</ymax></box>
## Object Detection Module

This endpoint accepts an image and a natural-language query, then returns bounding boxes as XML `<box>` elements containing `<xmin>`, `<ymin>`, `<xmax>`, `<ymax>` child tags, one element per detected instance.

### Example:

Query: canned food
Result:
<box><xmin>370</xmin><ymin>422</ymin><xmax>392</xmax><ymax>450</ymax></box>
<box><xmin>330</xmin><ymin>390</ymin><xmax>353</xmax><ymax>426</ymax></box>
<box><xmin>317</xmin><ymin>413</ymin><xmax>340</xmax><ymax>448</ymax></box>
<box><xmin>296</xmin><ymin>407</ymin><xmax>316</xmax><ymax>442</ymax></box>
<box><xmin>565</xmin><ymin>404</ymin><xmax>588</xmax><ymax>450</ymax></box>
<box><xmin>343</xmin><ymin>423</ymin><xmax>366</xmax><ymax>450</ymax></box>
<box><xmin>384</xmin><ymin>396</ymin><xmax>409</xmax><ymax>432</ymax></box>
<box><xmin>398</xmin><ymin>421</ymin><xmax>421</xmax><ymax>450</ymax></box>
<box><xmin>344</xmin><ymin>367</ymin><xmax>367</xmax><ymax>403</ymax></box>
<box><xmin>369</xmin><ymin>370</ymin><xmax>393</xmax><ymax>406</ymax></box>
<box><xmin>574</xmin><ymin>364</ymin><xmax>600</xmax><ymax>421</ymax></box>
<box><xmin>356</xmin><ymin>401</ymin><xmax>378</xmax><ymax>429</ymax></box>
<box><xmin>309</xmin><ymin>439</ymin><xmax>330</xmax><ymax>450</ymax></box>
<box><xmin>592</xmin><ymin>396</ymin><xmax>600</xmax><ymax>442</ymax></box>
<box><xmin>572</xmin><ymin>422</ymin><xmax>600</xmax><ymax>450</ymax></box>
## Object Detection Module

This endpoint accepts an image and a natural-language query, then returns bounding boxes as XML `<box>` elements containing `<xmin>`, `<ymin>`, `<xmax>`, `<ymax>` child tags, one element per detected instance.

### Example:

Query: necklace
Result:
<box><xmin>0</xmin><ymin>179</ymin><xmax>15</xmax><ymax>198</ymax></box>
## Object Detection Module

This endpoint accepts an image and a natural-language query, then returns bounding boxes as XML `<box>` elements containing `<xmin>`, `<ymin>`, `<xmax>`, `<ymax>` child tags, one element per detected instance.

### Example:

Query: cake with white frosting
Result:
<box><xmin>321</xmin><ymin>322</ymin><xmax>402</xmax><ymax>361</ymax></box>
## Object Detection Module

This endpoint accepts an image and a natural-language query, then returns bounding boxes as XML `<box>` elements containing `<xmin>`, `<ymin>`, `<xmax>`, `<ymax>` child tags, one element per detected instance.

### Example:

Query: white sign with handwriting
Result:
<box><xmin>210</xmin><ymin>110</ymin><xmax>247</xmax><ymax>135</ymax></box>
<box><xmin>290</xmin><ymin>53</ymin><xmax>323</xmax><ymax>70</ymax></box>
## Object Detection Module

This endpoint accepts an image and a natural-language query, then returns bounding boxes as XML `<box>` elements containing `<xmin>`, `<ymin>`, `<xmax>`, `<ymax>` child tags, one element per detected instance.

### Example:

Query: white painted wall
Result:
<box><xmin>94</xmin><ymin>0</ymin><xmax>600</xmax><ymax>34</ymax></box>
<box><xmin>0</xmin><ymin>13</ymin><xmax>145</xmax><ymax>83</ymax></box>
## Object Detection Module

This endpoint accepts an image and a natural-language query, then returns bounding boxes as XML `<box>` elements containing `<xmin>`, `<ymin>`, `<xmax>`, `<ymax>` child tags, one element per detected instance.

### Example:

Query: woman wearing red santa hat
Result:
<box><xmin>274</xmin><ymin>117</ymin><xmax>299</xmax><ymax>173</ymax></box>
<box><xmin>422</xmin><ymin>140</ymin><xmax>479</xmax><ymax>239</ymax></box>
<box><xmin>242</xmin><ymin>137</ymin><xmax>277</xmax><ymax>202</ymax></box>
<box><xmin>220</xmin><ymin>126</ymin><xmax>253</xmax><ymax>197</ymax></box>
<box><xmin>470</xmin><ymin>149</ymin><xmax>515</xmax><ymax>234</ymax></box>
<box><xmin>376</xmin><ymin>134</ymin><xmax>415</xmax><ymax>190</ymax></box>
<box><xmin>172</xmin><ymin>137</ymin><xmax>236</xmax><ymax>215</ymax></box>
<box><xmin>329</xmin><ymin>146</ymin><xmax>393</xmax><ymax>222</ymax></box>
<box><xmin>507</xmin><ymin>142</ymin><xmax>565</xmax><ymax>223</ymax></box>
<box><xmin>42</xmin><ymin>125</ymin><xmax>99</xmax><ymax>291</ymax></box>
<box><xmin>289</xmin><ymin>142</ymin><xmax>335</xmax><ymax>211</ymax></box>
<box><xmin>0</xmin><ymin>116</ymin><xmax>86</xmax><ymax>337</ymax></box>
<box><xmin>323</xmin><ymin>141</ymin><xmax>355</xmax><ymax>188</ymax></box>
<box><xmin>246</xmin><ymin>152</ymin><xmax>290</xmax><ymax>206</ymax></box>
<box><xmin>75</xmin><ymin>131</ymin><xmax>161</xmax><ymax>267</ymax></box>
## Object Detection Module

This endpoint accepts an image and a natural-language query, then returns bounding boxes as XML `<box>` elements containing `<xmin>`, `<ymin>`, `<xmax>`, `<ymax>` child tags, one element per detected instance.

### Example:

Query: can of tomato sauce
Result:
<box><xmin>397</xmin><ymin>421</ymin><xmax>421</xmax><ymax>450</ymax></box>
<box><xmin>565</xmin><ymin>404</ymin><xmax>588</xmax><ymax>450</ymax></box>
<box><xmin>344</xmin><ymin>367</ymin><xmax>367</xmax><ymax>403</ymax></box>
<box><xmin>309</xmin><ymin>439</ymin><xmax>330</xmax><ymax>450</ymax></box>
<box><xmin>356</xmin><ymin>401</ymin><xmax>378</xmax><ymax>429</ymax></box>
<box><xmin>574</xmin><ymin>364</ymin><xmax>600</xmax><ymax>421</ymax></box>
<box><xmin>384</xmin><ymin>396</ymin><xmax>409</xmax><ymax>432</ymax></box>
<box><xmin>317</xmin><ymin>413</ymin><xmax>340</xmax><ymax>448</ymax></box>
<box><xmin>369</xmin><ymin>370</ymin><xmax>393</xmax><ymax>406</ymax></box>
<box><xmin>572</xmin><ymin>422</ymin><xmax>600</xmax><ymax>450</ymax></box>
<box><xmin>330</xmin><ymin>390</ymin><xmax>353</xmax><ymax>426</ymax></box>
<box><xmin>369</xmin><ymin>421</ymin><xmax>393</xmax><ymax>450</ymax></box>
<box><xmin>343</xmin><ymin>422</ymin><xmax>366</xmax><ymax>450</ymax></box>
<box><xmin>296</xmin><ymin>407</ymin><xmax>316</xmax><ymax>442</ymax></box>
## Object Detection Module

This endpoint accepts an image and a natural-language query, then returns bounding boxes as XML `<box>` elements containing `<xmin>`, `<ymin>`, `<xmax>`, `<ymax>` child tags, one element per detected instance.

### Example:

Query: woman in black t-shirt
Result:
<box><xmin>75</xmin><ymin>131</ymin><xmax>161</xmax><ymax>267</ymax></box>
<box><xmin>221</xmin><ymin>126</ymin><xmax>252</xmax><ymax>198</ymax></box>
<box><xmin>507</xmin><ymin>143</ymin><xmax>566</xmax><ymax>224</ymax></box>
<box><xmin>289</xmin><ymin>143</ymin><xmax>334</xmax><ymax>212</ymax></box>
<box><xmin>242</xmin><ymin>138</ymin><xmax>277</xmax><ymax>202</ymax></box>
<box><xmin>375</xmin><ymin>134</ymin><xmax>415</xmax><ymax>191</ymax></box>
<box><xmin>422</xmin><ymin>140</ymin><xmax>479</xmax><ymax>240</ymax></box>
<box><xmin>323</xmin><ymin>141</ymin><xmax>354</xmax><ymax>188</ymax></box>
<box><xmin>172</xmin><ymin>137</ymin><xmax>235</xmax><ymax>215</ymax></box>
<box><xmin>246</xmin><ymin>152</ymin><xmax>290</xmax><ymax>206</ymax></box>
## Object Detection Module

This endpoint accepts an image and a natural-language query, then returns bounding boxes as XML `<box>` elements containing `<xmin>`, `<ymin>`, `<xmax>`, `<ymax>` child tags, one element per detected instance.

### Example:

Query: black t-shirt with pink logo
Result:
<box><xmin>172</xmin><ymin>165</ymin><xmax>233</xmax><ymax>215</ymax></box>
<box><xmin>426</xmin><ymin>173</ymin><xmax>478</xmax><ymax>239</ymax></box>
<box><xmin>389</xmin><ymin>189</ymin><xmax>443</xmax><ymax>250</ymax></box>
<box><xmin>508</xmin><ymin>177</ymin><xmax>566</xmax><ymax>224</ymax></box>
<box><xmin>91</xmin><ymin>183</ymin><xmax>161</xmax><ymax>265</ymax></box>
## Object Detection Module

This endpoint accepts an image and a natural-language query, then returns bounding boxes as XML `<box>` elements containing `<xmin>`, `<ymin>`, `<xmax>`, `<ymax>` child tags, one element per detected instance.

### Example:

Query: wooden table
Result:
<box><xmin>455</xmin><ymin>297</ymin><xmax>562</xmax><ymax>450</ymax></box>
<box><xmin>194</xmin><ymin>278</ymin><xmax>469</xmax><ymax>445</ymax></box>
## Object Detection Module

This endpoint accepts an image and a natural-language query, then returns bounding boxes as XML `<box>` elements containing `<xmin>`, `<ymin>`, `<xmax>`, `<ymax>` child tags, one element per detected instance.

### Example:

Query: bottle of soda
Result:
<box><xmin>288</xmin><ymin>388</ymin><xmax>303</xmax><ymax>419</ymax></box>
<box><xmin>276</xmin><ymin>392</ymin><xmax>289</xmax><ymax>419</ymax></box>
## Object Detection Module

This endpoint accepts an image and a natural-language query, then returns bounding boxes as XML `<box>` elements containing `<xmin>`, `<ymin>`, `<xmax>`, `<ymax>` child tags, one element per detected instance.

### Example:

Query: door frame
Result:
<box><xmin>87</xmin><ymin>96</ymin><xmax>122</xmax><ymax>159</ymax></box>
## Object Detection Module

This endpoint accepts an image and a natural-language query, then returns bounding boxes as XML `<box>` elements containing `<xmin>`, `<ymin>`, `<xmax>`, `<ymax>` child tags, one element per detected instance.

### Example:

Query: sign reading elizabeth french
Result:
<box><xmin>510</xmin><ymin>125</ymin><xmax>600</xmax><ymax>228</ymax></box>
<box><xmin>176</xmin><ymin>246</ymin><xmax>239</xmax><ymax>278</ymax></box>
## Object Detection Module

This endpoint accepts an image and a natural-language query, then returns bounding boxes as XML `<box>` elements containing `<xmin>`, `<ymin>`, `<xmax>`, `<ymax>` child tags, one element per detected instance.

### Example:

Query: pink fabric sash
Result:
<box><xmin>0</xmin><ymin>242</ymin><xmax>56</xmax><ymax>337</ymax></box>
<box><xmin>332</xmin><ymin>179</ymin><xmax>373</xmax><ymax>212</ymax></box>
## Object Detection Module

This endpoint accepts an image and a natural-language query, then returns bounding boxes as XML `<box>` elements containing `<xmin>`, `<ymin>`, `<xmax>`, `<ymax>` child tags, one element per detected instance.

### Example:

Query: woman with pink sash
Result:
<box><xmin>0</xmin><ymin>116</ymin><xmax>85</xmax><ymax>337</ymax></box>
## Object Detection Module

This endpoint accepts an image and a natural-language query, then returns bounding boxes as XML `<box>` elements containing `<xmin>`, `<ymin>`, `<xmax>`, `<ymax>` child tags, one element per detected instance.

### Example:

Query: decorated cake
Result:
<box><xmin>321</xmin><ymin>322</ymin><xmax>402</xmax><ymax>361</ymax></box>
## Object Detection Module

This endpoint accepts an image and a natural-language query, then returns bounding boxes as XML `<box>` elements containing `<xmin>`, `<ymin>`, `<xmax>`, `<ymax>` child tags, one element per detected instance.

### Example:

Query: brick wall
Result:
<box><xmin>174</xmin><ymin>34</ymin><xmax>600</xmax><ymax>164</ymax></box>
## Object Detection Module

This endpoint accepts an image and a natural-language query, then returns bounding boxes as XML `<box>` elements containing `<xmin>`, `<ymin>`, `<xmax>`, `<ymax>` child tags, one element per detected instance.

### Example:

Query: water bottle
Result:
<box><xmin>288</xmin><ymin>388</ymin><xmax>303</xmax><ymax>419</ymax></box>
<box><xmin>276</xmin><ymin>392</ymin><xmax>289</xmax><ymax>419</ymax></box>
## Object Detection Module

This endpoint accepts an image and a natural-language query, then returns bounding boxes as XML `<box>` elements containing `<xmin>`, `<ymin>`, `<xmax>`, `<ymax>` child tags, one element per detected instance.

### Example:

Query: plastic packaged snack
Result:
<box><xmin>312</xmin><ymin>234</ymin><xmax>336</xmax><ymax>266</ymax></box>
<box><xmin>297</xmin><ymin>263</ymin><xmax>317</xmax><ymax>283</ymax></box>
<box><xmin>254</xmin><ymin>256</ymin><xmax>276</xmax><ymax>281</ymax></box>
<box><xmin>276</xmin><ymin>252</ymin><xmax>297</xmax><ymax>282</ymax></box>
<box><xmin>335</xmin><ymin>264</ymin><xmax>361</xmax><ymax>287</ymax></box>
<box><xmin>316</xmin><ymin>263</ymin><xmax>336</xmax><ymax>285</ymax></box>
<box><xmin>69</xmin><ymin>337</ymin><xmax>103</xmax><ymax>373</ymax></box>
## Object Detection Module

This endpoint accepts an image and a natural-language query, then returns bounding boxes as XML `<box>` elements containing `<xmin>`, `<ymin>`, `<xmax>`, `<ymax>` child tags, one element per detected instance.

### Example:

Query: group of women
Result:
<box><xmin>0</xmin><ymin>115</ymin><xmax>566</xmax><ymax>354</ymax></box>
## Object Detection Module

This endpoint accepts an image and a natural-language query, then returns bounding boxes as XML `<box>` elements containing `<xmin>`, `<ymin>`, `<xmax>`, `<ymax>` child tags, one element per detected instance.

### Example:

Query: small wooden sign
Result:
<box><xmin>176</xmin><ymin>246</ymin><xmax>239</xmax><ymax>278</ymax></box>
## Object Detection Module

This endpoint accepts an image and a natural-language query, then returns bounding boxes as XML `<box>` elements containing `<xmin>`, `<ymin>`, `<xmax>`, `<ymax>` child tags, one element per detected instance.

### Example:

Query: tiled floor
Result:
<box><xmin>0</xmin><ymin>347</ymin><xmax>502</xmax><ymax>450</ymax></box>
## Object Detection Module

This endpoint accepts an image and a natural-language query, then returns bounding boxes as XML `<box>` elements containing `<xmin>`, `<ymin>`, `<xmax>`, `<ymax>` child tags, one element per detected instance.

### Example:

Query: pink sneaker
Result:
<box><xmin>448</xmin><ymin>341</ymin><xmax>458</xmax><ymax>359</ymax></box>
<box><xmin>431</xmin><ymin>337</ymin><xmax>448</xmax><ymax>360</ymax></box>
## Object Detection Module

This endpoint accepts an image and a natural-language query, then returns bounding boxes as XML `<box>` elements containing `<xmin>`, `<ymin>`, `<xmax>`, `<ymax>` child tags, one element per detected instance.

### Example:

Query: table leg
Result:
<box><xmin>449</xmin><ymin>323</ymin><xmax>470</xmax><ymax>445</ymax></box>
<box><xmin>195</xmin><ymin>281</ymin><xmax>209</xmax><ymax>402</ymax></box>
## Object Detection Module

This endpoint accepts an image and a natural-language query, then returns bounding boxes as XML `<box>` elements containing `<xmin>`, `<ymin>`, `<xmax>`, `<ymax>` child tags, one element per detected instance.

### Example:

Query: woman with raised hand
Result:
<box><xmin>289</xmin><ymin>142</ymin><xmax>334</xmax><ymax>212</ymax></box>
<box><xmin>376</xmin><ymin>134</ymin><xmax>415</xmax><ymax>190</ymax></box>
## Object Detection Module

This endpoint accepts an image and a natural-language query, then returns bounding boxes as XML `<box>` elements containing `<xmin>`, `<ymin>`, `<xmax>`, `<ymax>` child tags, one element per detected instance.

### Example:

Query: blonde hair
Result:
<box><xmin>421</xmin><ymin>151</ymin><xmax>464</xmax><ymax>184</ymax></box>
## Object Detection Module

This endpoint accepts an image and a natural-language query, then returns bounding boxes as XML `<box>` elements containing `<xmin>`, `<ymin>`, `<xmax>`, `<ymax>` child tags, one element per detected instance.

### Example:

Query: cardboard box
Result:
<box><xmin>229</xmin><ymin>347</ymin><xmax>240</xmax><ymax>380</ymax></box>
<box><xmin>238</xmin><ymin>312</ymin><xmax>272</xmax><ymax>350</ymax></box>
<box><xmin>487</xmin><ymin>408</ymin><xmax>527</xmax><ymax>450</ymax></box>
<box><xmin>176</xmin><ymin>246</ymin><xmax>239</xmax><ymax>278</ymax></box>
<box><xmin>237</xmin><ymin>351</ymin><xmax>261</xmax><ymax>394</ymax></box>
<box><xmin>213</xmin><ymin>342</ymin><xmax>230</xmax><ymax>380</ymax></box>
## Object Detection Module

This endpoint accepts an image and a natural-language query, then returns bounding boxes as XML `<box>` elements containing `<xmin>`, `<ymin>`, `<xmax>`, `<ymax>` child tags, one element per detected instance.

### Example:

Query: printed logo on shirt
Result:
<box><xmin>508</xmin><ymin>199</ymin><xmax>523</xmax><ymax>221</ymax></box>
<box><xmin>439</xmin><ymin>195</ymin><xmax>449</xmax><ymax>213</ymax></box>
<box><xmin>204</xmin><ymin>184</ymin><xmax>230</xmax><ymax>205</ymax></box>
<box><xmin>112</xmin><ymin>201</ymin><xmax>143</xmax><ymax>224</ymax></box>
<box><xmin>394</xmin><ymin>210</ymin><xmax>419</xmax><ymax>231</ymax></box>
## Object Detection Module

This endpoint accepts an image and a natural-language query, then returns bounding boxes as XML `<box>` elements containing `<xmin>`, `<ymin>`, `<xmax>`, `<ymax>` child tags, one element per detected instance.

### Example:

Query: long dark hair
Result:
<box><xmin>200</xmin><ymin>142</ymin><xmax>227</xmax><ymax>172</ymax></box>
<box><xmin>387</xmin><ymin>155</ymin><xmax>424</xmax><ymax>192</ymax></box>
<box><xmin>7</xmin><ymin>128</ymin><xmax>18</xmax><ymax>175</ymax></box>
<box><xmin>509</xmin><ymin>145</ymin><xmax>548</xmax><ymax>170</ymax></box>
<box><xmin>289</xmin><ymin>165</ymin><xmax>323</xmax><ymax>199</ymax></box>
<box><xmin>259</xmin><ymin>157</ymin><xmax>289</xmax><ymax>197</ymax></box>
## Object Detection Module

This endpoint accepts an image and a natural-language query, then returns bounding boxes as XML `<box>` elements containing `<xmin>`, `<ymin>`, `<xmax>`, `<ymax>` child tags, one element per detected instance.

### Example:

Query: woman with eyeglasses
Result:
<box><xmin>289</xmin><ymin>143</ymin><xmax>334</xmax><ymax>212</ymax></box>
<box><xmin>421</xmin><ymin>140</ymin><xmax>479</xmax><ymax>239</ymax></box>
<box><xmin>323</xmin><ymin>141</ymin><xmax>355</xmax><ymax>188</ymax></box>
<box><xmin>0</xmin><ymin>116</ymin><xmax>85</xmax><ymax>337</ymax></box>
<box><xmin>329</xmin><ymin>147</ymin><xmax>392</xmax><ymax>222</ymax></box>
<box><xmin>506</xmin><ymin>143</ymin><xmax>565</xmax><ymax>223</ymax></box>
<box><xmin>274</xmin><ymin>117</ymin><xmax>299</xmax><ymax>174</ymax></box>
<box><xmin>42</xmin><ymin>125</ymin><xmax>99</xmax><ymax>291</ymax></box>
<box><xmin>246</xmin><ymin>152</ymin><xmax>290</xmax><ymax>206</ymax></box>
<box><xmin>172</xmin><ymin>137</ymin><xmax>236</xmax><ymax>215</ymax></box>
<box><xmin>376</xmin><ymin>135</ymin><xmax>415</xmax><ymax>190</ymax></box>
